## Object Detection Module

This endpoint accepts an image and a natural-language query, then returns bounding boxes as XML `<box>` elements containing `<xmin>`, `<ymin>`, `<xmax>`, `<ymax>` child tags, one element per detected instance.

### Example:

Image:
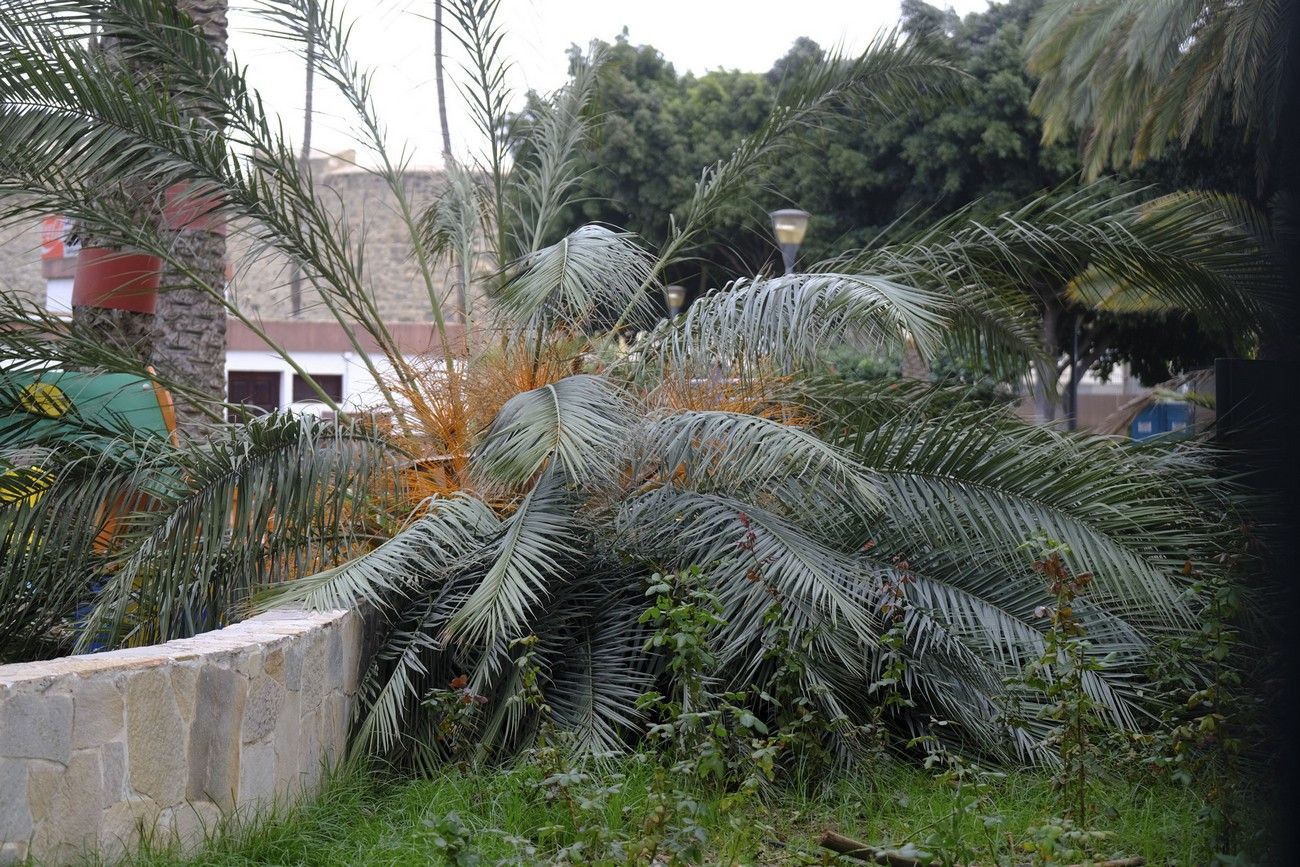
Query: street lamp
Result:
<box><xmin>769</xmin><ymin>208</ymin><xmax>811</xmax><ymax>275</ymax></box>
<box><xmin>663</xmin><ymin>284</ymin><xmax>687</xmax><ymax>317</ymax></box>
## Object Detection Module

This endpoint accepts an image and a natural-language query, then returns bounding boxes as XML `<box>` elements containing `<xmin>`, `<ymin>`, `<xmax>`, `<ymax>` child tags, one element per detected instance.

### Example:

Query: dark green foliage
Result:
<box><xmin>520</xmin><ymin>1</ymin><xmax>1265</xmax><ymax>388</ymax></box>
<box><xmin>0</xmin><ymin>405</ymin><xmax>392</xmax><ymax>662</ymax></box>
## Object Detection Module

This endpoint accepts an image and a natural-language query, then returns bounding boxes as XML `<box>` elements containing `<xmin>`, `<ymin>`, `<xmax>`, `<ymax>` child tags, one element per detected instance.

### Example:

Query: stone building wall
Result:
<box><xmin>228</xmin><ymin>155</ymin><xmax>459</xmax><ymax>323</ymax></box>
<box><xmin>0</xmin><ymin>218</ymin><xmax>47</xmax><ymax>307</ymax></box>
<box><xmin>0</xmin><ymin>154</ymin><xmax>461</xmax><ymax>325</ymax></box>
<box><xmin>0</xmin><ymin>608</ymin><xmax>362</xmax><ymax>866</ymax></box>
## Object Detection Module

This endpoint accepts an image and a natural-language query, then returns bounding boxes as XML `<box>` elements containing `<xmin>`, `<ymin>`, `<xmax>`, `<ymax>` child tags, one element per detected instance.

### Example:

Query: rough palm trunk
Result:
<box><xmin>73</xmin><ymin>0</ymin><xmax>228</xmax><ymax>433</ymax></box>
<box><xmin>900</xmin><ymin>335</ymin><xmax>929</xmax><ymax>381</ymax></box>
<box><xmin>151</xmin><ymin>0</ymin><xmax>228</xmax><ymax>430</ymax></box>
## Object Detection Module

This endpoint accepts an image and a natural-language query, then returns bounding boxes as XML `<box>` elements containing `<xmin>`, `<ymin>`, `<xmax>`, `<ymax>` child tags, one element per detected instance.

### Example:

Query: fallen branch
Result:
<box><xmin>817</xmin><ymin>831</ymin><xmax>924</xmax><ymax>866</ymax></box>
<box><xmin>816</xmin><ymin>830</ymin><xmax>1145</xmax><ymax>867</ymax></box>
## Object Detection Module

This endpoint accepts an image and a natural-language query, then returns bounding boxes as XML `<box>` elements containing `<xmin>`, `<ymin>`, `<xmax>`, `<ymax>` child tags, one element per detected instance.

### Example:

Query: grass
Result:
<box><xmin>107</xmin><ymin>757</ymin><xmax>1215</xmax><ymax>866</ymax></box>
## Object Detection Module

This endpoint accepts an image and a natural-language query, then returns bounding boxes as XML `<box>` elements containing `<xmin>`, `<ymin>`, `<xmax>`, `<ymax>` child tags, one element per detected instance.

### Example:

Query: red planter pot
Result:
<box><xmin>71</xmin><ymin>248</ymin><xmax>163</xmax><ymax>314</ymax></box>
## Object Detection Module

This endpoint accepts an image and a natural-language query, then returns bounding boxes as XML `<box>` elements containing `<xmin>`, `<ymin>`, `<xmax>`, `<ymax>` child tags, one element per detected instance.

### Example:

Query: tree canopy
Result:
<box><xmin>513</xmin><ymin>0</ymin><xmax>1255</xmax><ymax>390</ymax></box>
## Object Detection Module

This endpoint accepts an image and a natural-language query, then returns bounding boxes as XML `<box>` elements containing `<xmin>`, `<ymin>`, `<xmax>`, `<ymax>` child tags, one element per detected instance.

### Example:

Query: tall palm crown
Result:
<box><xmin>1025</xmin><ymin>0</ymin><xmax>1295</xmax><ymax>193</ymax></box>
<box><xmin>0</xmin><ymin>0</ymin><xmax>1274</xmax><ymax>766</ymax></box>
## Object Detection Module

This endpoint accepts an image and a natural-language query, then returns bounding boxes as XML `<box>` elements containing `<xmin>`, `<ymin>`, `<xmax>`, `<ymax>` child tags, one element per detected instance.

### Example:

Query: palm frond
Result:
<box><xmin>847</xmin><ymin>407</ymin><xmax>1217</xmax><ymax>624</ymax></box>
<box><xmin>506</xmin><ymin>45</ymin><xmax>606</xmax><ymax>255</ymax></box>
<box><xmin>475</xmin><ymin>374</ymin><xmax>632</xmax><ymax>487</ymax></box>
<box><xmin>78</xmin><ymin>413</ymin><xmax>393</xmax><ymax>650</ymax></box>
<box><xmin>632</xmin><ymin>409</ymin><xmax>885</xmax><ymax>519</ymax></box>
<box><xmin>635</xmin><ymin>272</ymin><xmax>951</xmax><ymax>377</ymax></box>
<box><xmin>832</xmin><ymin>182</ymin><xmax>1281</xmax><ymax>350</ymax></box>
<box><xmin>542</xmin><ymin>586</ymin><xmax>653</xmax><ymax>754</ymax></box>
<box><xmin>266</xmin><ymin>492</ymin><xmax>499</xmax><ymax>612</ymax></box>
<box><xmin>1026</xmin><ymin>0</ymin><xmax>1285</xmax><ymax>188</ymax></box>
<box><xmin>447</xmin><ymin>472</ymin><xmax>580</xmax><ymax>647</ymax></box>
<box><xmin>496</xmin><ymin>225</ymin><xmax>657</xmax><ymax>331</ymax></box>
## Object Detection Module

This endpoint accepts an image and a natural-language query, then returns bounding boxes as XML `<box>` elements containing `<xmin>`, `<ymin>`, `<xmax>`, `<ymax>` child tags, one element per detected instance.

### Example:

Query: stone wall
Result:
<box><xmin>1</xmin><ymin>155</ymin><xmax>460</xmax><ymax>325</ymax></box>
<box><xmin>229</xmin><ymin>157</ymin><xmax>455</xmax><ymax>323</ymax></box>
<box><xmin>0</xmin><ymin>609</ymin><xmax>363</xmax><ymax>865</ymax></box>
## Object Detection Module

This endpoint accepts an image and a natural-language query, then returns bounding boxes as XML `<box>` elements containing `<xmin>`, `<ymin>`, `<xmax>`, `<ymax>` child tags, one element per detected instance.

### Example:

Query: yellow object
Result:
<box><xmin>0</xmin><ymin>465</ymin><xmax>54</xmax><ymax>506</ymax></box>
<box><xmin>18</xmin><ymin>382</ymin><xmax>71</xmax><ymax>419</ymax></box>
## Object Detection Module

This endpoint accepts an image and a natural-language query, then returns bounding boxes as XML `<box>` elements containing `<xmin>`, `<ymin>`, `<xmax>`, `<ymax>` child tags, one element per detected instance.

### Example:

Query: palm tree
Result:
<box><xmin>1025</xmin><ymin>0</ymin><xmax>1297</xmax><ymax>199</ymax></box>
<box><xmin>0</xmin><ymin>386</ymin><xmax>391</xmax><ymax>661</ymax></box>
<box><xmin>152</xmin><ymin>0</ymin><xmax>229</xmax><ymax>428</ymax></box>
<box><xmin>68</xmin><ymin>0</ymin><xmax>230</xmax><ymax>429</ymax></box>
<box><xmin>0</xmin><ymin>0</ymin><xmax>1272</xmax><ymax>766</ymax></box>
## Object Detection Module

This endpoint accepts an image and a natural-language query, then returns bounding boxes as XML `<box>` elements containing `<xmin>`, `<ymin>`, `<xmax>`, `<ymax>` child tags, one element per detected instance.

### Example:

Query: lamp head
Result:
<box><xmin>769</xmin><ymin>209</ymin><xmax>811</xmax><ymax>246</ymax></box>
<box><xmin>663</xmin><ymin>284</ymin><xmax>687</xmax><ymax>316</ymax></box>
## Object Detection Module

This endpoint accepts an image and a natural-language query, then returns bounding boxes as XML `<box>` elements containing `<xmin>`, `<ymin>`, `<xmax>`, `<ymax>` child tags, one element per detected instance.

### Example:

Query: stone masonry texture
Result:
<box><xmin>0</xmin><ymin>609</ymin><xmax>362</xmax><ymax>865</ymax></box>
<box><xmin>2</xmin><ymin>157</ymin><xmax>461</xmax><ymax>325</ymax></box>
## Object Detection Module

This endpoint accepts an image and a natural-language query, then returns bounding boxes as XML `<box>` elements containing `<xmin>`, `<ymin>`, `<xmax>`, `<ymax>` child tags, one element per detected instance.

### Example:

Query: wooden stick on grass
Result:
<box><xmin>816</xmin><ymin>830</ymin><xmax>1146</xmax><ymax>867</ymax></box>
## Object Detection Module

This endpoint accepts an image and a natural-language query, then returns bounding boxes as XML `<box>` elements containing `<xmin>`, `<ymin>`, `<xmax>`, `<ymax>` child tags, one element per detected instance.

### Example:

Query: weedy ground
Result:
<box><xmin>100</xmin><ymin>757</ymin><xmax>1216</xmax><ymax>866</ymax></box>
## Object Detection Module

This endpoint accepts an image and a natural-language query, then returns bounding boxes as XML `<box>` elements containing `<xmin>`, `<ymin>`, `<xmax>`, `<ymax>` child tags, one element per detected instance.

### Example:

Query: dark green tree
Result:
<box><xmin>516</xmin><ymin>1</ymin><xmax>1256</xmax><ymax>417</ymax></box>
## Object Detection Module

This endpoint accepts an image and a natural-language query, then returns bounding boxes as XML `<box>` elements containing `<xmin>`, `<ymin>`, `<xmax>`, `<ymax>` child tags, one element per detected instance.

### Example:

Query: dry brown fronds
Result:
<box><xmin>647</xmin><ymin>371</ymin><xmax>811</xmax><ymax>426</ymax></box>
<box><xmin>386</xmin><ymin>337</ymin><xmax>581</xmax><ymax>505</ymax></box>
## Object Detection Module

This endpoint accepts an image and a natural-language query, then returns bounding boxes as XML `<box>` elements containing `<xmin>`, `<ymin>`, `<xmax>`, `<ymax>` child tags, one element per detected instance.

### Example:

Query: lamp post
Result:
<box><xmin>769</xmin><ymin>208</ymin><xmax>811</xmax><ymax>275</ymax></box>
<box><xmin>663</xmin><ymin>284</ymin><xmax>686</xmax><ymax>318</ymax></box>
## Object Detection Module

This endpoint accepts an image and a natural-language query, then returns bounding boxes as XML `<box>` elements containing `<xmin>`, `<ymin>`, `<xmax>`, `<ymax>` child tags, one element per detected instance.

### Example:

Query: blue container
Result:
<box><xmin>1131</xmin><ymin>402</ymin><xmax>1192</xmax><ymax>441</ymax></box>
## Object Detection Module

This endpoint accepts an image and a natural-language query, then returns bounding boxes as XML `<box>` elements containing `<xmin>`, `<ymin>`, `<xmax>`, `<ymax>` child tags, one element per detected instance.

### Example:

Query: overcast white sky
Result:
<box><xmin>228</xmin><ymin>0</ymin><xmax>990</xmax><ymax>168</ymax></box>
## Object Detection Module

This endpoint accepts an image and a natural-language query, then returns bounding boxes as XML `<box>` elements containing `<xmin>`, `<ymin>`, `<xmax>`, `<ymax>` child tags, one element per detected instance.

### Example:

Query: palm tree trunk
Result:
<box><xmin>73</xmin><ymin>0</ymin><xmax>229</xmax><ymax>432</ymax></box>
<box><xmin>900</xmin><ymin>336</ymin><xmax>929</xmax><ymax>381</ymax></box>
<box><xmin>151</xmin><ymin>0</ymin><xmax>228</xmax><ymax>431</ymax></box>
<box><xmin>1035</xmin><ymin>298</ymin><xmax>1060</xmax><ymax>424</ymax></box>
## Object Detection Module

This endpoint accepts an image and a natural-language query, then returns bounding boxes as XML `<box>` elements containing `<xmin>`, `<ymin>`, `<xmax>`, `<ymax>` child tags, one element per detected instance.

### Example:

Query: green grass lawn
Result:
<box><xmin>112</xmin><ymin>758</ymin><xmax>1216</xmax><ymax>866</ymax></box>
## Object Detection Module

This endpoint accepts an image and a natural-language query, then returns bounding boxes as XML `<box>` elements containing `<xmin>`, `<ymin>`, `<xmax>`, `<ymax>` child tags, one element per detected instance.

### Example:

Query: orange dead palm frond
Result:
<box><xmin>647</xmin><ymin>372</ymin><xmax>811</xmax><ymax>426</ymax></box>
<box><xmin>388</xmin><ymin>337</ymin><xmax>581</xmax><ymax>504</ymax></box>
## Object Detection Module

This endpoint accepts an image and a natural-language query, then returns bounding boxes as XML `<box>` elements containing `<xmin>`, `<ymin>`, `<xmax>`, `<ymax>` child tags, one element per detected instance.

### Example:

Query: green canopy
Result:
<box><xmin>0</xmin><ymin>369</ymin><xmax>175</xmax><ymax>449</ymax></box>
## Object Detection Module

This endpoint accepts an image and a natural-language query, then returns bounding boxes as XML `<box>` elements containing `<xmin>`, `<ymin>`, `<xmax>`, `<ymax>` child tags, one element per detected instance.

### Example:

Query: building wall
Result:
<box><xmin>0</xmin><ymin>218</ymin><xmax>52</xmax><ymax>309</ymax></box>
<box><xmin>0</xmin><ymin>609</ymin><xmax>362</xmax><ymax>866</ymax></box>
<box><xmin>227</xmin><ymin>155</ymin><xmax>460</xmax><ymax>323</ymax></box>
<box><xmin>3</xmin><ymin>154</ymin><xmax>463</xmax><ymax>326</ymax></box>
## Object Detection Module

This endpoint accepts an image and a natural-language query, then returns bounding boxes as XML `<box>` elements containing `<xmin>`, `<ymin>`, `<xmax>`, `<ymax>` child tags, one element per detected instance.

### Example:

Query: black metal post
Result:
<box><xmin>1067</xmin><ymin>313</ymin><xmax>1080</xmax><ymax>431</ymax></box>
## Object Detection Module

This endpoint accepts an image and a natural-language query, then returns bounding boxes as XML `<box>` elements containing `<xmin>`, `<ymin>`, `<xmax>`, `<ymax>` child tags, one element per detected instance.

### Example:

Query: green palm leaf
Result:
<box><xmin>638</xmin><ymin>272</ymin><xmax>950</xmax><ymax>376</ymax></box>
<box><xmin>448</xmin><ymin>472</ymin><xmax>579</xmax><ymax>646</ymax></box>
<box><xmin>475</xmin><ymin>374</ymin><xmax>633</xmax><ymax>486</ymax></box>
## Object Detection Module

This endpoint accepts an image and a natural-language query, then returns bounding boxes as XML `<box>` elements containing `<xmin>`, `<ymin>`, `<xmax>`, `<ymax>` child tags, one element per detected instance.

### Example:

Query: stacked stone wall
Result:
<box><xmin>1</xmin><ymin>160</ymin><xmax>458</xmax><ymax>325</ymax></box>
<box><xmin>0</xmin><ymin>609</ymin><xmax>362</xmax><ymax>865</ymax></box>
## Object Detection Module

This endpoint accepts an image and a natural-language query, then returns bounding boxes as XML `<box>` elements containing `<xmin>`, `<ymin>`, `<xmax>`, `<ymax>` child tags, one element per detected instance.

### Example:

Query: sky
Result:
<box><xmin>228</xmin><ymin>0</ymin><xmax>991</xmax><ymax>168</ymax></box>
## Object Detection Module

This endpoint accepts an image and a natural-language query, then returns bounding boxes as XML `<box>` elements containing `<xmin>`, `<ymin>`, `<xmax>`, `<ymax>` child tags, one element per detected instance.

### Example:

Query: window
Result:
<box><xmin>292</xmin><ymin>373</ymin><xmax>343</xmax><ymax>403</ymax></box>
<box><xmin>227</xmin><ymin>371</ymin><xmax>282</xmax><ymax>414</ymax></box>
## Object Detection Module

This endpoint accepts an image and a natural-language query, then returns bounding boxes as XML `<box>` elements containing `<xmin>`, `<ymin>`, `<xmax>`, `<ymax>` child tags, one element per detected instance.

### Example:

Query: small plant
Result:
<box><xmin>1143</xmin><ymin>542</ymin><xmax>1267</xmax><ymax>863</ymax></box>
<box><xmin>423</xmin><ymin>674</ymin><xmax>489</xmax><ymax>767</ymax></box>
<box><xmin>905</xmin><ymin>724</ymin><xmax>1005</xmax><ymax>867</ymax></box>
<box><xmin>634</xmin><ymin>565</ymin><xmax>783</xmax><ymax>863</ymax></box>
<box><xmin>757</xmin><ymin>600</ymin><xmax>843</xmax><ymax>785</ymax></box>
<box><xmin>865</xmin><ymin>561</ymin><xmax>917</xmax><ymax>756</ymax></box>
<box><xmin>422</xmin><ymin>810</ymin><xmax>483</xmax><ymax>867</ymax></box>
<box><xmin>1018</xmin><ymin>533</ymin><xmax>1106</xmax><ymax>827</ymax></box>
<box><xmin>1021</xmin><ymin>816</ymin><xmax>1115</xmax><ymax>865</ymax></box>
